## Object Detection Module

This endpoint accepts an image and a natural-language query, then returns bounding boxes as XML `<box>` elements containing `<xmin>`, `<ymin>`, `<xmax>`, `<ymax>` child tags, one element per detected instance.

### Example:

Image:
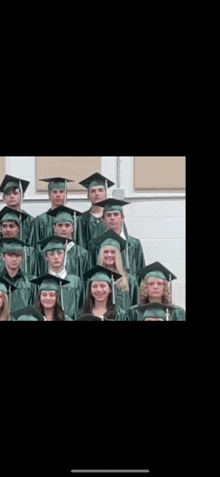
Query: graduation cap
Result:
<box><xmin>11</xmin><ymin>305</ymin><xmax>45</xmax><ymax>322</ymax></box>
<box><xmin>0</xmin><ymin>237</ymin><xmax>28</xmax><ymax>253</ymax></box>
<box><xmin>90</xmin><ymin>229</ymin><xmax>127</xmax><ymax>252</ymax></box>
<box><xmin>0</xmin><ymin>206</ymin><xmax>28</xmax><ymax>224</ymax></box>
<box><xmin>136</xmin><ymin>302</ymin><xmax>176</xmax><ymax>321</ymax></box>
<box><xmin>37</xmin><ymin>235</ymin><xmax>72</xmax><ymax>252</ymax></box>
<box><xmin>137</xmin><ymin>262</ymin><xmax>177</xmax><ymax>281</ymax></box>
<box><xmin>83</xmin><ymin>265</ymin><xmax>122</xmax><ymax>305</ymax></box>
<box><xmin>30</xmin><ymin>274</ymin><xmax>70</xmax><ymax>311</ymax></box>
<box><xmin>47</xmin><ymin>205</ymin><xmax>82</xmax><ymax>238</ymax></box>
<box><xmin>79</xmin><ymin>172</ymin><xmax>115</xmax><ymax>192</ymax></box>
<box><xmin>0</xmin><ymin>174</ymin><xmax>30</xmax><ymax>195</ymax></box>
<box><xmin>40</xmin><ymin>177</ymin><xmax>74</xmax><ymax>192</ymax></box>
<box><xmin>95</xmin><ymin>198</ymin><xmax>130</xmax><ymax>213</ymax></box>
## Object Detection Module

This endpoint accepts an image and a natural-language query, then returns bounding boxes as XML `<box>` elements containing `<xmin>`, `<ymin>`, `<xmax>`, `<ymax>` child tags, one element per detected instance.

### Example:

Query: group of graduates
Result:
<box><xmin>0</xmin><ymin>172</ymin><xmax>185</xmax><ymax>321</ymax></box>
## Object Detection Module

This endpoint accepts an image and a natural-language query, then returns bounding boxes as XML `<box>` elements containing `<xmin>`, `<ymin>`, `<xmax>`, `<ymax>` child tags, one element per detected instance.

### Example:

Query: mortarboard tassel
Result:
<box><xmin>125</xmin><ymin>241</ymin><xmax>130</xmax><ymax>272</ymax></box>
<box><xmin>19</xmin><ymin>212</ymin><xmax>23</xmax><ymax>242</ymax></box>
<box><xmin>24</xmin><ymin>246</ymin><xmax>27</xmax><ymax>274</ymax></box>
<box><xmin>74</xmin><ymin>211</ymin><xmax>76</xmax><ymax>239</ymax></box>
<box><xmin>19</xmin><ymin>180</ymin><xmax>23</xmax><ymax>210</ymax></box>
<box><xmin>64</xmin><ymin>239</ymin><xmax>68</xmax><ymax>268</ymax></box>
<box><xmin>111</xmin><ymin>273</ymin><xmax>115</xmax><ymax>305</ymax></box>
<box><xmin>64</xmin><ymin>180</ymin><xmax>67</xmax><ymax>206</ymax></box>
<box><xmin>169</xmin><ymin>273</ymin><xmax>172</xmax><ymax>305</ymax></box>
<box><xmin>60</xmin><ymin>280</ymin><xmax>64</xmax><ymax>311</ymax></box>
<box><xmin>105</xmin><ymin>179</ymin><xmax>108</xmax><ymax>199</ymax></box>
<box><xmin>9</xmin><ymin>285</ymin><xmax>11</xmax><ymax>312</ymax></box>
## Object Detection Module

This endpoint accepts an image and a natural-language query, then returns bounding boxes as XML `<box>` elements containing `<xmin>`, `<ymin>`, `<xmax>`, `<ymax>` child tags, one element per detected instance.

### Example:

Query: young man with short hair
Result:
<box><xmin>28</xmin><ymin>177</ymin><xmax>74</xmax><ymax>249</ymax></box>
<box><xmin>0</xmin><ymin>239</ymin><xmax>36</xmax><ymax>312</ymax></box>
<box><xmin>75</xmin><ymin>173</ymin><xmax>115</xmax><ymax>250</ymax></box>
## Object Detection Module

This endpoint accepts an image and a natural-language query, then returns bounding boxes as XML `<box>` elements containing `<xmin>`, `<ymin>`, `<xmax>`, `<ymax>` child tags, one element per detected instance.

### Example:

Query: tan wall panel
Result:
<box><xmin>36</xmin><ymin>156</ymin><xmax>102</xmax><ymax>192</ymax></box>
<box><xmin>0</xmin><ymin>157</ymin><xmax>6</xmax><ymax>183</ymax></box>
<box><xmin>134</xmin><ymin>157</ymin><xmax>185</xmax><ymax>191</ymax></box>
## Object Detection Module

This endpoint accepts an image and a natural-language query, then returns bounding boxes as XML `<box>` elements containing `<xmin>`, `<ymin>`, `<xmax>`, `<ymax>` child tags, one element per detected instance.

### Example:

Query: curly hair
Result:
<box><xmin>0</xmin><ymin>291</ymin><xmax>10</xmax><ymax>321</ymax></box>
<box><xmin>34</xmin><ymin>291</ymin><xmax>65</xmax><ymax>321</ymax></box>
<box><xmin>139</xmin><ymin>278</ymin><xmax>172</xmax><ymax>305</ymax></box>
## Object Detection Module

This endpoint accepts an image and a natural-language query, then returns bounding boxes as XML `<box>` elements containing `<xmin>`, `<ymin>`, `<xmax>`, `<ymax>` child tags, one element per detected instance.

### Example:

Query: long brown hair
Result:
<box><xmin>79</xmin><ymin>282</ymin><xmax>116</xmax><ymax>320</ymax></box>
<box><xmin>34</xmin><ymin>291</ymin><xmax>65</xmax><ymax>321</ymax></box>
<box><xmin>0</xmin><ymin>291</ymin><xmax>10</xmax><ymax>321</ymax></box>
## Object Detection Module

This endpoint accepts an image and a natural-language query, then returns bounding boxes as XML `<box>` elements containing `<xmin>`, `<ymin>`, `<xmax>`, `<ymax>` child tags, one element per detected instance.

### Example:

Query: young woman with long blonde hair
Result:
<box><xmin>94</xmin><ymin>230</ymin><xmax>139</xmax><ymax>313</ymax></box>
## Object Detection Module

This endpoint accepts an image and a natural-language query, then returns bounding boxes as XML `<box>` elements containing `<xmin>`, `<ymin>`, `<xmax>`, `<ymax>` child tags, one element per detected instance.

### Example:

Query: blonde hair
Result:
<box><xmin>97</xmin><ymin>246</ymin><xmax>130</xmax><ymax>292</ymax></box>
<box><xmin>0</xmin><ymin>291</ymin><xmax>10</xmax><ymax>321</ymax></box>
<box><xmin>139</xmin><ymin>278</ymin><xmax>172</xmax><ymax>305</ymax></box>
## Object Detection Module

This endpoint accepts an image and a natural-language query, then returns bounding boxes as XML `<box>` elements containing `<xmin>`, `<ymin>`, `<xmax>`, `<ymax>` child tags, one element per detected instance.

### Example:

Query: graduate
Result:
<box><xmin>44</xmin><ymin>205</ymin><xmax>91</xmax><ymax>278</ymax></box>
<box><xmin>0</xmin><ymin>174</ymin><xmax>34</xmax><ymax>243</ymax></box>
<box><xmin>28</xmin><ymin>177</ymin><xmax>74</xmax><ymax>249</ymax></box>
<box><xmin>128</xmin><ymin>261</ymin><xmax>186</xmax><ymax>321</ymax></box>
<box><xmin>0</xmin><ymin>239</ymin><xmax>37</xmax><ymax>312</ymax></box>
<box><xmin>76</xmin><ymin>265</ymin><xmax>126</xmax><ymax>321</ymax></box>
<box><xmin>88</xmin><ymin>198</ymin><xmax>146</xmax><ymax>278</ymax></box>
<box><xmin>75</xmin><ymin>172</ymin><xmax>115</xmax><ymax>250</ymax></box>
<box><xmin>91</xmin><ymin>229</ymin><xmax>139</xmax><ymax>313</ymax></box>
<box><xmin>37</xmin><ymin>235</ymin><xmax>83</xmax><ymax>319</ymax></box>
<box><xmin>0</xmin><ymin>207</ymin><xmax>42</xmax><ymax>276</ymax></box>
<box><xmin>0</xmin><ymin>276</ymin><xmax>17</xmax><ymax>321</ymax></box>
<box><xmin>11</xmin><ymin>305</ymin><xmax>45</xmax><ymax>321</ymax></box>
<box><xmin>30</xmin><ymin>274</ymin><xmax>73</xmax><ymax>321</ymax></box>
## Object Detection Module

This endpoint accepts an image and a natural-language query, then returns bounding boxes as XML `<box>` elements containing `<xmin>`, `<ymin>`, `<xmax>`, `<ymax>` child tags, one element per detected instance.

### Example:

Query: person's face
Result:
<box><xmin>103</xmin><ymin>246</ymin><xmax>116</xmax><ymax>268</ymax></box>
<box><xmin>4</xmin><ymin>188</ymin><xmax>21</xmax><ymax>208</ymax></box>
<box><xmin>0</xmin><ymin>291</ymin><xmax>3</xmax><ymax>310</ymax></box>
<box><xmin>88</xmin><ymin>186</ymin><xmax>106</xmax><ymax>205</ymax></box>
<box><xmin>53</xmin><ymin>222</ymin><xmax>74</xmax><ymax>239</ymax></box>
<box><xmin>3</xmin><ymin>252</ymin><xmax>23</xmax><ymax>270</ymax></box>
<box><xmin>46</xmin><ymin>250</ymin><xmax>65</xmax><ymax>270</ymax></box>
<box><xmin>91</xmin><ymin>281</ymin><xmax>111</xmax><ymax>302</ymax></box>
<box><xmin>147</xmin><ymin>278</ymin><xmax>165</xmax><ymax>301</ymax></box>
<box><xmin>49</xmin><ymin>189</ymin><xmax>66</xmax><ymax>207</ymax></box>
<box><xmin>1</xmin><ymin>221</ymin><xmax>20</xmax><ymax>238</ymax></box>
<box><xmin>103</xmin><ymin>211</ymin><xmax>124</xmax><ymax>234</ymax></box>
<box><xmin>40</xmin><ymin>290</ymin><xmax>57</xmax><ymax>310</ymax></box>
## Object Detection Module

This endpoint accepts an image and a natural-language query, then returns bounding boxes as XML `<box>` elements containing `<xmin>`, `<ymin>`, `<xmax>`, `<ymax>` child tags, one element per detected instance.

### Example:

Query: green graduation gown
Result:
<box><xmin>0</xmin><ymin>268</ymin><xmax>37</xmax><ymax>313</ymax></box>
<box><xmin>127</xmin><ymin>304</ymin><xmax>186</xmax><ymax>321</ymax></box>
<box><xmin>20</xmin><ymin>210</ymin><xmax>34</xmax><ymax>244</ymax></box>
<box><xmin>114</xmin><ymin>274</ymin><xmax>139</xmax><ymax>313</ymax></box>
<box><xmin>28</xmin><ymin>211</ymin><xmax>55</xmax><ymax>249</ymax></box>
<box><xmin>61</xmin><ymin>273</ymin><xmax>84</xmax><ymax>320</ymax></box>
<box><xmin>75</xmin><ymin>209</ymin><xmax>107</xmax><ymax>250</ymax></box>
